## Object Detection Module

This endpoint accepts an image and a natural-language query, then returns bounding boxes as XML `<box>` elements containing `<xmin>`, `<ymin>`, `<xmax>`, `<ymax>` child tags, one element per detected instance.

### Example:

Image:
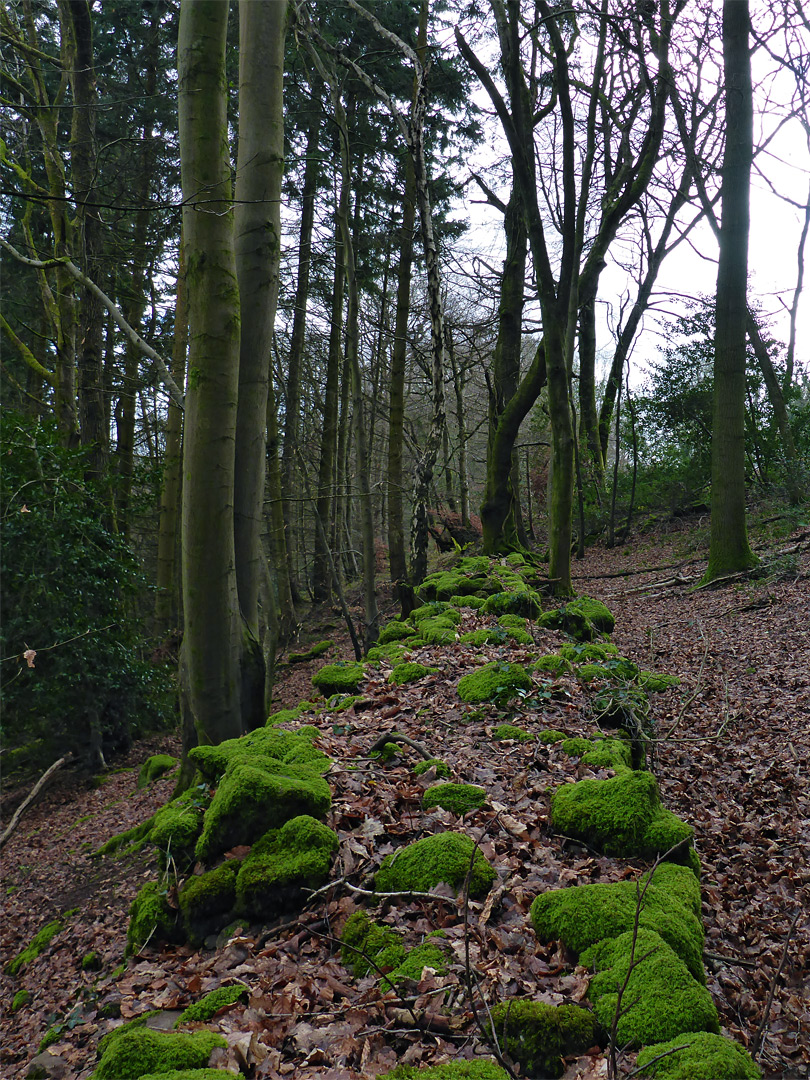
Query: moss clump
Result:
<box><xmin>5</xmin><ymin>919</ymin><xmax>62</xmax><ymax>975</ymax></box>
<box><xmin>235</xmin><ymin>815</ymin><xmax>338</xmax><ymax>921</ymax></box>
<box><xmin>540</xmin><ymin>596</ymin><xmax>615</xmax><ymax>642</ymax></box>
<box><xmin>460</xmin><ymin>628</ymin><xmax>497</xmax><ymax>646</ymax></box>
<box><xmin>12</xmin><ymin>989</ymin><xmax>31</xmax><ymax>1011</ymax></box>
<box><xmin>189</xmin><ymin>725</ymin><xmax>330</xmax><ymax>783</ymax></box>
<box><xmin>91</xmin><ymin>1027</ymin><xmax>226</xmax><ymax>1080</ymax></box>
<box><xmin>417</xmin><ymin>560</ymin><xmax>494</xmax><ymax>601</ymax></box>
<box><xmin>373</xmin><ymin>741</ymin><xmax>400</xmax><ymax>763</ymax></box>
<box><xmin>492</xmin><ymin>723</ymin><xmax>535</xmax><ymax>741</ymax></box>
<box><xmin>380</xmin><ymin>620</ymin><xmax>421</xmax><ymax>644</ymax></box>
<box><xmin>530</xmin><ymin>864</ymin><xmax>705</xmax><ymax>981</ymax></box>
<box><xmin>580</xmin><ymin>736</ymin><xmax>632</xmax><ymax>771</ymax></box>
<box><xmin>289</xmin><ymin>640</ymin><xmax>332</xmax><ymax>663</ymax></box>
<box><xmin>450</xmin><ymin>594</ymin><xmax>486</xmax><ymax>610</ymax></box>
<box><xmin>561</xmin><ymin>737</ymin><xmax>592</xmax><ymax>757</ymax></box>
<box><xmin>126</xmin><ymin>882</ymin><xmax>179</xmax><ymax>956</ymax></box>
<box><xmin>381</xmin><ymin>938</ymin><xmax>447</xmax><ymax>992</ymax></box>
<box><xmin>390</xmin><ymin>662</ymin><xmax>437</xmax><ymax>685</ymax></box>
<box><xmin>380</xmin><ymin>1061</ymin><xmax>509</xmax><ymax>1079</ymax></box>
<box><xmin>82</xmin><ymin>951</ymin><xmax>102</xmax><ymax>971</ymax></box>
<box><xmin>311</xmin><ymin>662</ymin><xmax>366</xmax><ymax>695</ymax></box>
<box><xmin>417</xmin><ymin>617</ymin><xmax>459</xmax><ymax>646</ymax></box>
<box><xmin>538</xmin><ymin>729</ymin><xmax>567</xmax><ymax>744</ymax></box>
<box><xmin>635</xmin><ymin>1032</ymin><xmax>762</xmax><ymax>1079</ymax></box>
<box><xmin>551</xmin><ymin>769</ymin><xmax>694</xmax><ymax>861</ymax></box>
<box><xmin>193</xmin><ymin>760</ymin><xmax>331</xmax><ymax>862</ymax></box>
<box><xmin>176</xmin><ymin>984</ymin><xmax>248</xmax><ymax>1025</ymax></box>
<box><xmin>92</xmin><ymin>817</ymin><xmax>156</xmax><ymax>859</ymax></box>
<box><xmin>138</xmin><ymin>1072</ymin><xmax>235</xmax><ymax>1080</ymax></box>
<box><xmin>422</xmin><ymin>783</ymin><xmax>486</xmax><ymax>816</ymax></box>
<box><xmin>340</xmin><ymin>911</ymin><xmax>404</xmax><ymax>978</ymax></box>
<box><xmin>375</xmin><ymin>832</ymin><xmax>496</xmax><ymax>898</ymax></box>
<box><xmin>582</xmin><ymin>928</ymin><xmax>719</xmax><ymax>1048</ymax></box>
<box><xmin>367</xmin><ymin>642</ymin><xmax>409</xmax><ymax>665</ymax></box>
<box><xmin>576</xmin><ymin>663</ymin><xmax>614</xmax><ymax>682</ymax></box>
<box><xmin>498</xmin><ymin>613</ymin><xmax>526</xmax><ymax>630</ymax></box>
<box><xmin>137</xmin><ymin>754</ymin><xmax>178</xmax><ymax>789</ymax></box>
<box><xmin>409</xmin><ymin>602</ymin><xmax>462</xmax><ymax>625</ymax></box>
<box><xmin>534</xmin><ymin>654</ymin><xmax>572</xmax><ymax>676</ymax></box>
<box><xmin>560</xmin><ymin>642</ymin><xmax>619</xmax><ymax>662</ymax></box>
<box><xmin>637</xmin><ymin>671</ymin><xmax>681</xmax><ymax>692</ymax></box>
<box><xmin>481</xmin><ymin>590</ymin><xmax>542</xmax><ymax>619</ymax></box>
<box><xmin>487</xmin><ymin>1000</ymin><xmax>596</xmax><ymax>1079</ymax></box>
<box><xmin>413</xmin><ymin>758</ymin><xmax>451</xmax><ymax>779</ymax></box>
<box><xmin>178</xmin><ymin>860</ymin><xmax>241</xmax><ymax>943</ymax></box>
<box><xmin>457</xmin><ymin>662</ymin><xmax>532</xmax><ymax>707</ymax></box>
<box><xmin>567</xmin><ymin>596</ymin><xmax>615</xmax><ymax>633</ymax></box>
<box><xmin>151</xmin><ymin>787</ymin><xmax>209</xmax><ymax>872</ymax></box>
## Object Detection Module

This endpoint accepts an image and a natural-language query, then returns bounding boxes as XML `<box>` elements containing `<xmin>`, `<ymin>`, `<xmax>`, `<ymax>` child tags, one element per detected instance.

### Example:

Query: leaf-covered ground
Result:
<box><xmin>2</xmin><ymin>523</ymin><xmax>808</xmax><ymax>1080</ymax></box>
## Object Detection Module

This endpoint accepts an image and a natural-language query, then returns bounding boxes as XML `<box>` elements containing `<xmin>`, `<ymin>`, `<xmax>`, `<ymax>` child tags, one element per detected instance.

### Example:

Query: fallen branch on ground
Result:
<box><xmin>0</xmin><ymin>753</ymin><xmax>73</xmax><ymax>851</ymax></box>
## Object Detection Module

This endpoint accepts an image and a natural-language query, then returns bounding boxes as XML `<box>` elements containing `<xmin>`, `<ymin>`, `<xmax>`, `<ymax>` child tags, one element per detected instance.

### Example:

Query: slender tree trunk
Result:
<box><xmin>704</xmin><ymin>0</ymin><xmax>756</xmax><ymax>581</ymax></box>
<box><xmin>578</xmin><ymin>292</ymin><xmax>603</xmax><ymax>481</ymax></box>
<box><xmin>178</xmin><ymin>0</ymin><xmax>244</xmax><ymax>745</ymax></box>
<box><xmin>447</xmin><ymin>327</ymin><xmax>470</xmax><ymax>527</ymax></box>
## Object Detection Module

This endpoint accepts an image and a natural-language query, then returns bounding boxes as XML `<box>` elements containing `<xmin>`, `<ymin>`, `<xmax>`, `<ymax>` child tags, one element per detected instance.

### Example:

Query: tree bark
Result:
<box><xmin>704</xmin><ymin>0</ymin><xmax>756</xmax><ymax>581</ymax></box>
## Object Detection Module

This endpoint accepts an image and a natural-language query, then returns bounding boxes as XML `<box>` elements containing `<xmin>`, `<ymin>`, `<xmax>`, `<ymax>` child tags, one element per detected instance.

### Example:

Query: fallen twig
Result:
<box><xmin>369</xmin><ymin>732</ymin><xmax>433</xmax><ymax>759</ymax></box>
<box><xmin>0</xmin><ymin>753</ymin><xmax>73</xmax><ymax>851</ymax></box>
<box><xmin>750</xmin><ymin>906</ymin><xmax>803</xmax><ymax>1060</ymax></box>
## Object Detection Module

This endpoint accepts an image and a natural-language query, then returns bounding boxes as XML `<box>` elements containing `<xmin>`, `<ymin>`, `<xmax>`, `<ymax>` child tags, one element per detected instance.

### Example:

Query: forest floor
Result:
<box><xmin>1</xmin><ymin>514</ymin><xmax>809</xmax><ymax>1080</ymax></box>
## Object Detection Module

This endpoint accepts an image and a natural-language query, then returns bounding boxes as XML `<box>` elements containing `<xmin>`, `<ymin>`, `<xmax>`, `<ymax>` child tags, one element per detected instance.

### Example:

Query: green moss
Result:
<box><xmin>497</xmin><ymin>613</ymin><xmax>526</xmax><ymax>630</ymax></box>
<box><xmin>381</xmin><ymin>938</ymin><xmax>447</xmax><ymax>991</ymax></box>
<box><xmin>413</xmin><ymin>758</ymin><xmax>451</xmax><ymax>779</ymax></box>
<box><xmin>266</xmin><ymin>707</ymin><xmax>305</xmax><ymax>725</ymax></box>
<box><xmin>367</xmin><ymin>642</ymin><xmax>409</xmax><ymax>664</ymax></box>
<box><xmin>194</xmin><ymin>760</ymin><xmax>331</xmax><ymax>862</ymax></box>
<box><xmin>375</xmin><ymin>832</ymin><xmax>495</xmax><ymax>898</ymax></box>
<box><xmin>91</xmin><ymin>1027</ymin><xmax>226</xmax><ymax>1080</ymax></box>
<box><xmin>151</xmin><ymin>788</ymin><xmax>209</xmax><ymax>872</ymax></box>
<box><xmin>178</xmin><ymin>860</ymin><xmax>241</xmax><ymax>943</ymax></box>
<box><xmin>530</xmin><ymin>864</ymin><xmax>705</xmax><ymax>981</ymax></box>
<box><xmin>580</xmin><ymin>737</ymin><xmax>632</xmax><ymax>770</ymax></box>
<box><xmin>82</xmin><ymin>951</ymin><xmax>102</xmax><ymax>971</ymax></box>
<box><xmin>450</xmin><ymin>594</ymin><xmax>486</xmax><ymax>610</ymax></box>
<box><xmin>289</xmin><ymin>640</ymin><xmax>333</xmax><ymax>663</ymax></box>
<box><xmin>459</xmin><ymin>627</ymin><xmax>496</xmax><ymax>646</ymax></box>
<box><xmin>93</xmin><ymin>817</ymin><xmax>156</xmax><ymax>859</ymax></box>
<box><xmin>176</xmin><ymin>984</ymin><xmax>248</xmax><ymax>1025</ymax></box>
<box><xmin>5</xmin><ymin>918</ymin><xmax>62</xmax><ymax>975</ymax></box>
<box><xmin>576</xmin><ymin>663</ymin><xmax>613</xmax><ymax>681</ymax></box>
<box><xmin>126</xmin><ymin>882</ymin><xmax>179</xmax><ymax>956</ymax></box>
<box><xmin>340</xmin><ymin>912</ymin><xmax>404</xmax><ymax>979</ymax></box>
<box><xmin>637</xmin><ymin>671</ymin><xmax>681</xmax><ymax>692</ymax></box>
<box><xmin>538</xmin><ymin>729</ymin><xmax>567</xmax><ymax>744</ymax></box>
<box><xmin>492</xmin><ymin>723</ymin><xmax>535</xmax><ymax>741</ymax></box>
<box><xmin>551</xmin><ymin>769</ymin><xmax>694</xmax><ymax>861</ymax></box>
<box><xmin>635</xmin><ymin>1032</ymin><xmax>762</xmax><ymax>1079</ymax></box>
<box><xmin>138</xmin><ymin>1072</ymin><xmax>236</xmax><ymax>1080</ymax></box>
<box><xmin>487</xmin><ymin>1000</ymin><xmax>596</xmax><ymax>1079</ymax></box>
<box><xmin>372</xmin><ymin>741</ymin><xmax>400</xmax><ymax>763</ymax></box>
<box><xmin>561</xmin><ymin>737</ymin><xmax>592</xmax><ymax>757</ymax></box>
<box><xmin>417</xmin><ymin>617</ymin><xmax>459</xmax><ymax>645</ymax></box>
<box><xmin>409</xmin><ymin>602</ymin><xmax>462</xmax><ymax>625</ymax></box>
<box><xmin>567</xmin><ymin>596</ymin><xmax>615</xmax><ymax>633</ymax></box>
<box><xmin>235</xmin><ymin>815</ymin><xmax>338</xmax><ymax>921</ymax></box>
<box><xmin>559</xmin><ymin>642</ymin><xmax>619</xmax><ymax>662</ymax></box>
<box><xmin>189</xmin><ymin>725</ymin><xmax>330</xmax><ymax>782</ymax></box>
<box><xmin>422</xmin><ymin>783</ymin><xmax>486</xmax><ymax>815</ymax></box>
<box><xmin>582</xmin><ymin>928</ymin><xmax>719</xmax><ymax>1048</ymax></box>
<box><xmin>39</xmin><ymin>1025</ymin><xmax>63</xmax><ymax>1052</ymax></box>
<box><xmin>417</xmin><ymin>565</ymin><xmax>493</xmax><ymax>601</ymax></box>
<box><xmin>12</xmin><ymin>989</ymin><xmax>31</xmax><ymax>1012</ymax></box>
<box><xmin>137</xmin><ymin>754</ymin><xmax>178</xmax><ymax>789</ymax></box>
<box><xmin>533</xmin><ymin>655</ymin><xmax>571</xmax><ymax>678</ymax></box>
<box><xmin>457</xmin><ymin>662</ymin><xmax>532</xmax><ymax>706</ymax></box>
<box><xmin>380</xmin><ymin>1061</ymin><xmax>509</xmax><ymax>1079</ymax></box>
<box><xmin>311</xmin><ymin>661</ymin><xmax>366</xmax><ymax>695</ymax></box>
<box><xmin>380</xmin><ymin>620</ymin><xmax>422</xmax><ymax>644</ymax></box>
<box><xmin>481</xmin><ymin>590</ymin><xmax>542</xmax><ymax>618</ymax></box>
<box><xmin>390</xmin><ymin>662</ymin><xmax>437</xmax><ymax>685</ymax></box>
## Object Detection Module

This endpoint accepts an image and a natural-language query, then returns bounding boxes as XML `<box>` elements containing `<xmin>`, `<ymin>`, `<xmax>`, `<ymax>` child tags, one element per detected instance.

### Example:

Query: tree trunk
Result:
<box><xmin>233</xmin><ymin>0</ymin><xmax>287</xmax><ymax>729</ymax></box>
<box><xmin>704</xmin><ymin>0</ymin><xmax>756</xmax><ymax>581</ymax></box>
<box><xmin>178</xmin><ymin>0</ymin><xmax>244</xmax><ymax>745</ymax></box>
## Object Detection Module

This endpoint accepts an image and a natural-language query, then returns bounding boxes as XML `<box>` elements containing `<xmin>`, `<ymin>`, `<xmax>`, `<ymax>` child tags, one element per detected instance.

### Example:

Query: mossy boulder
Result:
<box><xmin>375</xmin><ymin>832</ymin><xmax>496</xmax><ymax>898</ymax></box>
<box><xmin>530</xmin><ymin>863</ymin><xmax>705</xmax><ymax>981</ymax></box>
<box><xmin>486</xmin><ymin>1000</ymin><xmax>596</xmax><ymax>1079</ymax></box>
<box><xmin>389</xmin><ymin>662</ymin><xmax>437</xmax><ymax>685</ymax></box>
<box><xmin>561</xmin><ymin>737</ymin><xmax>592</xmax><ymax>757</ymax></box>
<box><xmin>580</xmin><ymin>736</ymin><xmax>632</xmax><ymax>770</ymax></box>
<box><xmin>382</xmin><ymin>937</ymin><xmax>447</xmax><ymax>989</ymax></box>
<box><xmin>176</xmin><ymin>984</ymin><xmax>248</xmax><ymax>1025</ymax></box>
<box><xmin>151</xmin><ymin>787</ymin><xmax>209</xmax><ymax>872</ymax></box>
<box><xmin>459</xmin><ymin>628</ymin><xmax>498</xmax><ymax>646</ymax></box>
<box><xmin>91</xmin><ymin>1027</ymin><xmax>225</xmax><ymax>1079</ymax></box>
<box><xmin>540</xmin><ymin>596</ymin><xmax>615</xmax><ymax>642</ymax></box>
<box><xmin>534</xmin><ymin>653</ymin><xmax>572</xmax><ymax>676</ymax></box>
<box><xmin>417</xmin><ymin>617</ymin><xmax>459</xmax><ymax>646</ymax></box>
<box><xmin>341</xmin><ymin>911</ymin><xmax>404</xmax><ymax>978</ymax></box>
<box><xmin>11</xmin><ymin>989</ymin><xmax>31</xmax><ymax>1012</ymax></box>
<box><xmin>413</xmin><ymin>758</ymin><xmax>451</xmax><ymax>779</ymax></box>
<box><xmin>5</xmin><ymin>918</ymin><xmax>62</xmax><ymax>976</ymax></box>
<box><xmin>538</xmin><ymin>729</ymin><xmax>567</xmax><ymax>744</ymax></box>
<box><xmin>567</xmin><ymin>596</ymin><xmax>615</xmax><ymax>633</ymax></box>
<box><xmin>193</xmin><ymin>760</ymin><xmax>331</xmax><ymax>862</ymax></box>
<box><xmin>457</xmin><ymin>662</ymin><xmax>532</xmax><ymax>707</ymax></box>
<box><xmin>492</xmin><ymin>723</ymin><xmax>535</xmax><ymax>741</ymax></box>
<box><xmin>449</xmin><ymin>593</ymin><xmax>486</xmax><ymax>610</ymax></box>
<box><xmin>178</xmin><ymin>860</ymin><xmax>241</xmax><ymax>944</ymax></box>
<box><xmin>311</xmin><ymin>662</ymin><xmax>366</xmax><ymax>695</ymax></box>
<box><xmin>380</xmin><ymin>1062</ymin><xmax>510</xmax><ymax>1079</ymax></box>
<box><xmin>559</xmin><ymin>642</ymin><xmax>619</xmax><ymax>662</ymax></box>
<box><xmin>635</xmin><ymin>1032</ymin><xmax>762</xmax><ymax>1079</ymax></box>
<box><xmin>126</xmin><ymin>881</ymin><xmax>179</xmax><ymax>956</ymax></box>
<box><xmin>235</xmin><ymin>815</ymin><xmax>338</xmax><ymax>921</ymax></box>
<box><xmin>409</xmin><ymin>602</ymin><xmax>462</xmax><ymax>625</ymax></box>
<box><xmin>551</xmin><ymin>769</ymin><xmax>694</xmax><ymax>862</ymax></box>
<box><xmin>367</xmin><ymin>642</ymin><xmax>410</xmax><ymax>664</ymax></box>
<box><xmin>422</xmin><ymin>783</ymin><xmax>486</xmax><ymax>815</ymax></box>
<box><xmin>380</xmin><ymin>620</ymin><xmax>422</xmax><ymax>644</ymax></box>
<box><xmin>137</xmin><ymin>754</ymin><xmax>178</xmax><ymax>789</ymax></box>
<box><xmin>481</xmin><ymin>590</ymin><xmax>542</xmax><ymax>619</ymax></box>
<box><xmin>581</xmin><ymin>928</ymin><xmax>719</xmax><ymax>1048</ymax></box>
<box><xmin>576</xmin><ymin>663</ymin><xmax>614</xmax><ymax>682</ymax></box>
<box><xmin>288</xmin><ymin>640</ymin><xmax>332</xmax><ymax>663</ymax></box>
<box><xmin>189</xmin><ymin>725</ymin><xmax>330</xmax><ymax>782</ymax></box>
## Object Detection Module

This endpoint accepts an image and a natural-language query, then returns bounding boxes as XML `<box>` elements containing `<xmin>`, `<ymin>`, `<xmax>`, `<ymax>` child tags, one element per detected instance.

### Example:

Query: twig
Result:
<box><xmin>704</xmin><ymin>951</ymin><xmax>758</xmax><ymax>970</ymax></box>
<box><xmin>750</xmin><ymin>906</ymin><xmax>803</xmax><ymax>1060</ymax></box>
<box><xmin>0</xmin><ymin>753</ymin><xmax>73</xmax><ymax>850</ymax></box>
<box><xmin>369</xmin><ymin>732</ymin><xmax>433</xmax><ymax>759</ymax></box>
<box><xmin>343</xmin><ymin>881</ymin><xmax>459</xmax><ymax>903</ymax></box>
